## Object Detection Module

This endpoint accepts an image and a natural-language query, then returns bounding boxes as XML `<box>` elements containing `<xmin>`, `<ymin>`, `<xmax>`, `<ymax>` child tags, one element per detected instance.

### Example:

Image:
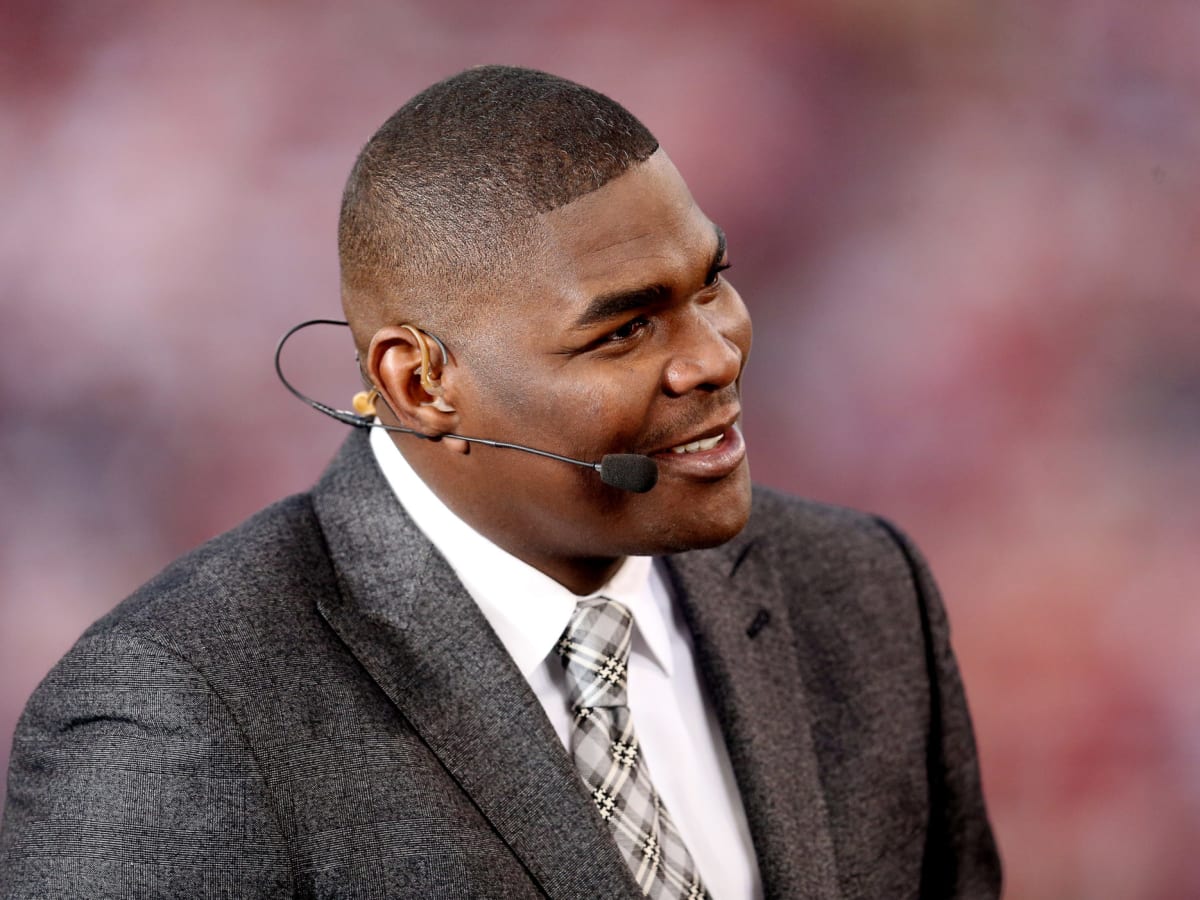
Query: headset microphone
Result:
<box><xmin>594</xmin><ymin>454</ymin><xmax>659</xmax><ymax>493</ymax></box>
<box><xmin>274</xmin><ymin>319</ymin><xmax>659</xmax><ymax>493</ymax></box>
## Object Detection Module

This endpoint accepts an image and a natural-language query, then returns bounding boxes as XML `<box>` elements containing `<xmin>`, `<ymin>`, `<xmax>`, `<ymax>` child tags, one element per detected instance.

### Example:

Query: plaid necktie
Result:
<box><xmin>557</xmin><ymin>598</ymin><xmax>709</xmax><ymax>899</ymax></box>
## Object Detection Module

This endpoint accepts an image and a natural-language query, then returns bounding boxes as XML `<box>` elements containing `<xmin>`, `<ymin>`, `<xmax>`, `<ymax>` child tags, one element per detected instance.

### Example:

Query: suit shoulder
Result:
<box><xmin>739</xmin><ymin>484</ymin><xmax>936</xmax><ymax>602</ymax></box>
<box><xmin>85</xmin><ymin>491</ymin><xmax>331</xmax><ymax>646</ymax></box>
<box><xmin>747</xmin><ymin>483</ymin><xmax>894</xmax><ymax>551</ymax></box>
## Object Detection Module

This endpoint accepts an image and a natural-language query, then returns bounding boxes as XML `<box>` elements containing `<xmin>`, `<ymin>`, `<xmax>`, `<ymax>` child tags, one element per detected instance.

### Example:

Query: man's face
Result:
<box><xmin>437</xmin><ymin>150</ymin><xmax>753</xmax><ymax>586</ymax></box>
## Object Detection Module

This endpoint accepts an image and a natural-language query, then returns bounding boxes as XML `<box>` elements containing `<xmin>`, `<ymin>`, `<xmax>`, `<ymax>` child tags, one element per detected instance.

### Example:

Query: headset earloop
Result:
<box><xmin>353</xmin><ymin>324</ymin><xmax>453</xmax><ymax>417</ymax></box>
<box><xmin>398</xmin><ymin>324</ymin><xmax>454</xmax><ymax>412</ymax></box>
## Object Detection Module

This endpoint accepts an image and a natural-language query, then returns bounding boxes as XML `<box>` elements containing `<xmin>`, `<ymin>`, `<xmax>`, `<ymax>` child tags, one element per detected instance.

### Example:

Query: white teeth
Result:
<box><xmin>669</xmin><ymin>434</ymin><xmax>723</xmax><ymax>454</ymax></box>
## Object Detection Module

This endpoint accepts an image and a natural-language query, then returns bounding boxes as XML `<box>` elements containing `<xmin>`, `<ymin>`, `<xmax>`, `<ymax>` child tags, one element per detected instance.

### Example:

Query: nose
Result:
<box><xmin>662</xmin><ymin>292</ymin><xmax>752</xmax><ymax>397</ymax></box>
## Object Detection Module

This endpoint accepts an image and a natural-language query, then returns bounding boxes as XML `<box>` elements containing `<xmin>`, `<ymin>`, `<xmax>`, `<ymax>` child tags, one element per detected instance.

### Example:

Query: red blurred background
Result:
<box><xmin>2</xmin><ymin>2</ymin><xmax>1198</xmax><ymax>896</ymax></box>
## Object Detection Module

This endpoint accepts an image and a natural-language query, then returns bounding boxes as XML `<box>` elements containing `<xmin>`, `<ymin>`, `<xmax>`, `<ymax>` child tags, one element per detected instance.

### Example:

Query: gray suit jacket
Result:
<box><xmin>0</xmin><ymin>430</ymin><xmax>1000</xmax><ymax>898</ymax></box>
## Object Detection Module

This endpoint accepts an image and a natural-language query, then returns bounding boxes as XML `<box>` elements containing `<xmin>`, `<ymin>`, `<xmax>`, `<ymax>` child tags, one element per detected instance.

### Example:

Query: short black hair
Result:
<box><xmin>339</xmin><ymin>65</ymin><xmax>659</xmax><ymax>347</ymax></box>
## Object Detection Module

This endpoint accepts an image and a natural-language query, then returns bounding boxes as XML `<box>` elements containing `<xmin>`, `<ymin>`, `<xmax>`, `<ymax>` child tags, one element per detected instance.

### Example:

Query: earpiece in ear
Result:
<box><xmin>400</xmin><ymin>324</ymin><xmax>454</xmax><ymax>412</ymax></box>
<box><xmin>421</xmin><ymin>395</ymin><xmax>456</xmax><ymax>412</ymax></box>
<box><xmin>352</xmin><ymin>389</ymin><xmax>378</xmax><ymax>417</ymax></box>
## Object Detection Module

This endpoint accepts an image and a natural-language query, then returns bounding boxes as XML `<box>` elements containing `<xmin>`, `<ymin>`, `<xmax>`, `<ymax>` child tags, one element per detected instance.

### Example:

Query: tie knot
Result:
<box><xmin>557</xmin><ymin>598</ymin><xmax>633</xmax><ymax>709</ymax></box>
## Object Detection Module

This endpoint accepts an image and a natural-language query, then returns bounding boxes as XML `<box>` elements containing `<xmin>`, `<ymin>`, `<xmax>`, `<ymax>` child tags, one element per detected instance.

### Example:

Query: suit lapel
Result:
<box><xmin>309</xmin><ymin>432</ymin><xmax>641</xmax><ymax>899</ymax></box>
<box><xmin>666</xmin><ymin>529</ymin><xmax>842</xmax><ymax>900</ymax></box>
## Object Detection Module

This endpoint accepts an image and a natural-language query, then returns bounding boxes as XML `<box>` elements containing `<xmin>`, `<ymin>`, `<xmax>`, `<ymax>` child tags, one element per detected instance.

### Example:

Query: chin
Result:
<box><xmin>678</xmin><ymin>505</ymin><xmax>751</xmax><ymax>551</ymax></box>
<box><xmin>645</xmin><ymin>469</ymin><xmax>753</xmax><ymax>554</ymax></box>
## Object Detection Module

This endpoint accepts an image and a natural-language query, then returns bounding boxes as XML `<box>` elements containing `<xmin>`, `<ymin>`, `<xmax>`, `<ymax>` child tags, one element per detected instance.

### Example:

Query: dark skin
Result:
<box><xmin>363</xmin><ymin>150</ymin><xmax>753</xmax><ymax>595</ymax></box>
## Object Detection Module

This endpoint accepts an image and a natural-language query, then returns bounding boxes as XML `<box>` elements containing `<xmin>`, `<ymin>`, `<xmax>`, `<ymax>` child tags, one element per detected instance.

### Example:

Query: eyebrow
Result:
<box><xmin>570</xmin><ymin>224</ymin><xmax>727</xmax><ymax>330</ymax></box>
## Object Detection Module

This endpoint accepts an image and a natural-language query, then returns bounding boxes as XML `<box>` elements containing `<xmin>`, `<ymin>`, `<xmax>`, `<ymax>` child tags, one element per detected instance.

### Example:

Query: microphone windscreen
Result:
<box><xmin>598</xmin><ymin>454</ymin><xmax>659</xmax><ymax>493</ymax></box>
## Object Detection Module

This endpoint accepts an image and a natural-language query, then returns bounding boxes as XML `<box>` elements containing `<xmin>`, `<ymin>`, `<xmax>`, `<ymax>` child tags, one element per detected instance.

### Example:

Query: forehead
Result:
<box><xmin>522</xmin><ymin>150</ymin><xmax>715</xmax><ymax>316</ymax></box>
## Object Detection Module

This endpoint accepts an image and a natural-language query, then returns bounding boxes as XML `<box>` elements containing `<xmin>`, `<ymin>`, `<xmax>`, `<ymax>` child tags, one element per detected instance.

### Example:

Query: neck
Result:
<box><xmin>390</xmin><ymin>437</ymin><xmax>630</xmax><ymax>596</ymax></box>
<box><xmin>529</xmin><ymin>554</ymin><xmax>626</xmax><ymax>597</ymax></box>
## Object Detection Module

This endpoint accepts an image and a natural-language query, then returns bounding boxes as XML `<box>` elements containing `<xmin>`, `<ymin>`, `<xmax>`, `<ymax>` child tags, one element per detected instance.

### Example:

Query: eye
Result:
<box><xmin>605</xmin><ymin>316</ymin><xmax>650</xmax><ymax>343</ymax></box>
<box><xmin>706</xmin><ymin>262</ymin><xmax>732</xmax><ymax>288</ymax></box>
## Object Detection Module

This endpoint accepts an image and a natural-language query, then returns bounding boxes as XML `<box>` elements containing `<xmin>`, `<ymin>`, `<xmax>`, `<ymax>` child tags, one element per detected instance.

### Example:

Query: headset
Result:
<box><xmin>274</xmin><ymin>319</ymin><xmax>659</xmax><ymax>492</ymax></box>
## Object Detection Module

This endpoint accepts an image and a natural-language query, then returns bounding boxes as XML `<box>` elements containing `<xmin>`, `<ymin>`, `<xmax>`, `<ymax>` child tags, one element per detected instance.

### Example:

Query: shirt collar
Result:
<box><xmin>368</xmin><ymin>426</ymin><xmax>674</xmax><ymax>678</ymax></box>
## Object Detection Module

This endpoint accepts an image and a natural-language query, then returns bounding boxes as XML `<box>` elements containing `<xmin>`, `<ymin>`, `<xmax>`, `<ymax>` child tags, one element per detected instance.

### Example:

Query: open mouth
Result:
<box><xmin>646</xmin><ymin>423</ymin><xmax>746</xmax><ymax>480</ymax></box>
<box><xmin>667</xmin><ymin>434</ymin><xmax>725</xmax><ymax>455</ymax></box>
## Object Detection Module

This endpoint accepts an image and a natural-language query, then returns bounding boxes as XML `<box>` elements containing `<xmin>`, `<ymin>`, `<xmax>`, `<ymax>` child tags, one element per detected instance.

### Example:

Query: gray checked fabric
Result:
<box><xmin>557</xmin><ymin>598</ymin><xmax>709</xmax><ymax>900</ymax></box>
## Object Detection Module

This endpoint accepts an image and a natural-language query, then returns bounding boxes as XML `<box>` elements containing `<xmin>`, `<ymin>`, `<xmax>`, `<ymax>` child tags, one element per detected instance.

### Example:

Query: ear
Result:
<box><xmin>364</xmin><ymin>325</ymin><xmax>464</xmax><ymax>447</ymax></box>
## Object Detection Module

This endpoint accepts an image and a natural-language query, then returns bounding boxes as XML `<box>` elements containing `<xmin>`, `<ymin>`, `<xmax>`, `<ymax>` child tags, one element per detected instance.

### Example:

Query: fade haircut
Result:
<box><xmin>338</xmin><ymin>65</ymin><xmax>659</xmax><ymax>351</ymax></box>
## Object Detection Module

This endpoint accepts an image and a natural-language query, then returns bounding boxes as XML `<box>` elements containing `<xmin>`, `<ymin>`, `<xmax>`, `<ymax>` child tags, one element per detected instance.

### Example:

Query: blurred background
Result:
<box><xmin>2</xmin><ymin>1</ymin><xmax>1198</xmax><ymax>896</ymax></box>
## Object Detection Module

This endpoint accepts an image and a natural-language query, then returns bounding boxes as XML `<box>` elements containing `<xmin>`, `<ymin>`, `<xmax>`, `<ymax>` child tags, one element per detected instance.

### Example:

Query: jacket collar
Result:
<box><xmin>310</xmin><ymin>430</ymin><xmax>642</xmax><ymax>899</ymax></box>
<box><xmin>665</xmin><ymin>508</ymin><xmax>841</xmax><ymax>899</ymax></box>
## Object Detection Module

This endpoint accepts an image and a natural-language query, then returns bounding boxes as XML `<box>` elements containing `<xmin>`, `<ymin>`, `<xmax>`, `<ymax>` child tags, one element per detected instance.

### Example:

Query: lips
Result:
<box><xmin>644</xmin><ymin>405</ymin><xmax>740</xmax><ymax>455</ymax></box>
<box><xmin>647</xmin><ymin>420</ymin><xmax>747</xmax><ymax>481</ymax></box>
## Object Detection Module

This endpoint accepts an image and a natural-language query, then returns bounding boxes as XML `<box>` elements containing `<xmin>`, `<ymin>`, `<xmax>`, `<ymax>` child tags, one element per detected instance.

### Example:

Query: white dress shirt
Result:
<box><xmin>369</xmin><ymin>426</ymin><xmax>762</xmax><ymax>899</ymax></box>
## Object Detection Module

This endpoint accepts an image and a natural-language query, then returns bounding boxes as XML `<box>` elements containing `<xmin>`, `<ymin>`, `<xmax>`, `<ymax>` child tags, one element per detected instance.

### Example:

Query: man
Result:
<box><xmin>0</xmin><ymin>66</ymin><xmax>1000</xmax><ymax>898</ymax></box>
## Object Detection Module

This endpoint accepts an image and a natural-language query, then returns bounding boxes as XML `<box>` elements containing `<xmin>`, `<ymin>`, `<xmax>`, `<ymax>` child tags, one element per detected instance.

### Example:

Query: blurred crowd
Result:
<box><xmin>2</xmin><ymin>2</ymin><xmax>1198</xmax><ymax>896</ymax></box>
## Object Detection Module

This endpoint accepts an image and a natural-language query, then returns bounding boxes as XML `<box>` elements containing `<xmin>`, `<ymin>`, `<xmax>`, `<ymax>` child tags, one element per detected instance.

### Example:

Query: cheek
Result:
<box><xmin>466</xmin><ymin>351</ymin><xmax>660</xmax><ymax>456</ymax></box>
<box><xmin>555</xmin><ymin>366</ymin><xmax>659</xmax><ymax>448</ymax></box>
<box><xmin>458</xmin><ymin>348</ymin><xmax>552</xmax><ymax>428</ymax></box>
<box><xmin>578</xmin><ymin>383</ymin><xmax>608</xmax><ymax>420</ymax></box>
<box><xmin>531</xmin><ymin>358</ymin><xmax>651</xmax><ymax>418</ymax></box>
<box><xmin>725</xmin><ymin>288</ymin><xmax>753</xmax><ymax>361</ymax></box>
<box><xmin>537</xmin><ymin>382</ymin><xmax>625</xmax><ymax>454</ymax></box>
